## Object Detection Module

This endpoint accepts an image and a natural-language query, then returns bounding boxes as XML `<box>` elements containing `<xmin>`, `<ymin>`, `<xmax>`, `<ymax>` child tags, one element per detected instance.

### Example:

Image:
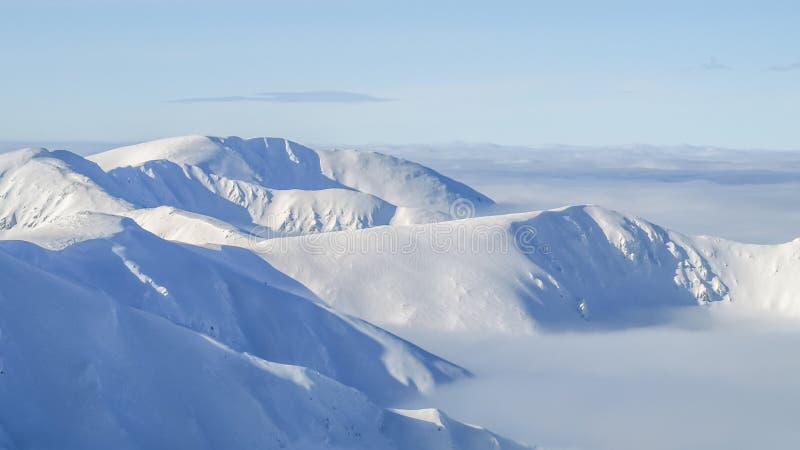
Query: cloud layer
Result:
<box><xmin>167</xmin><ymin>91</ymin><xmax>393</xmax><ymax>103</ymax></box>
<box><xmin>768</xmin><ymin>61</ymin><xmax>800</xmax><ymax>71</ymax></box>
<box><xmin>404</xmin><ymin>313</ymin><xmax>800</xmax><ymax>450</ymax></box>
<box><xmin>701</xmin><ymin>57</ymin><xmax>732</xmax><ymax>70</ymax></box>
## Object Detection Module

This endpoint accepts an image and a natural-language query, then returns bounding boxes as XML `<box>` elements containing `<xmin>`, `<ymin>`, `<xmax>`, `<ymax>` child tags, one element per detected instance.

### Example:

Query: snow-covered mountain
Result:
<box><xmin>0</xmin><ymin>137</ymin><xmax>527</xmax><ymax>450</ymax></box>
<box><xmin>256</xmin><ymin>205</ymin><xmax>799</xmax><ymax>334</ymax></box>
<box><xmin>4</xmin><ymin>136</ymin><xmax>794</xmax><ymax>334</ymax></box>
<box><xmin>1</xmin><ymin>135</ymin><xmax>798</xmax><ymax>449</ymax></box>
<box><xmin>0</xmin><ymin>216</ymin><xmax>467</xmax><ymax>404</ymax></box>
<box><xmin>0</xmin><ymin>148</ymin><xmax>131</xmax><ymax>231</ymax></box>
<box><xmin>1</xmin><ymin>136</ymin><xmax>493</xmax><ymax>238</ymax></box>
<box><xmin>0</xmin><ymin>239</ymin><xmax>524</xmax><ymax>450</ymax></box>
<box><xmin>88</xmin><ymin>136</ymin><xmax>493</xmax><ymax>235</ymax></box>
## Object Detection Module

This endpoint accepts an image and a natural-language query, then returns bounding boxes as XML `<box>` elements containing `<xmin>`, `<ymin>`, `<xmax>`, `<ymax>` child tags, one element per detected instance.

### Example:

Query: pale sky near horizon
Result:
<box><xmin>2</xmin><ymin>0</ymin><xmax>799</xmax><ymax>149</ymax></box>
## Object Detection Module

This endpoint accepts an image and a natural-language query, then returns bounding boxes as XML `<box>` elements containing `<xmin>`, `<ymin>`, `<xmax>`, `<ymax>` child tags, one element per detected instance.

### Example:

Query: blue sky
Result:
<box><xmin>2</xmin><ymin>0</ymin><xmax>799</xmax><ymax>149</ymax></box>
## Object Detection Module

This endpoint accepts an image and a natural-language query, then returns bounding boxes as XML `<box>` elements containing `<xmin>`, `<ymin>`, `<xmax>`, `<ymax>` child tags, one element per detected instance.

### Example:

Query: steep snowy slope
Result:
<box><xmin>0</xmin><ymin>216</ymin><xmax>467</xmax><ymax>404</ymax></box>
<box><xmin>118</xmin><ymin>202</ymin><xmax>799</xmax><ymax>335</ymax></box>
<box><xmin>255</xmin><ymin>205</ymin><xmax>798</xmax><ymax>334</ymax></box>
<box><xmin>317</xmin><ymin>147</ymin><xmax>493</xmax><ymax>221</ymax></box>
<box><xmin>0</xmin><ymin>247</ymin><xmax>528</xmax><ymax>450</ymax></box>
<box><xmin>87</xmin><ymin>136</ymin><xmax>493</xmax><ymax>234</ymax></box>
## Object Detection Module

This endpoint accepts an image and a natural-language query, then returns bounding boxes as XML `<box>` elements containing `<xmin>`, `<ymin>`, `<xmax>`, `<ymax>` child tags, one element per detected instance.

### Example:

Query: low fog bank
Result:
<box><xmin>367</xmin><ymin>143</ymin><xmax>800</xmax><ymax>244</ymax></box>
<box><xmin>479</xmin><ymin>179</ymin><xmax>800</xmax><ymax>245</ymax></box>
<box><xmin>403</xmin><ymin>311</ymin><xmax>800</xmax><ymax>450</ymax></box>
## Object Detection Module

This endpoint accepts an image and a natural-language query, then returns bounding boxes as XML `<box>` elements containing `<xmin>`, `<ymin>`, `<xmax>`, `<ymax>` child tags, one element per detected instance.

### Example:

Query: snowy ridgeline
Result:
<box><xmin>0</xmin><ymin>136</ymin><xmax>491</xmax><ymax>236</ymax></box>
<box><xmin>0</xmin><ymin>135</ymin><xmax>798</xmax><ymax>449</ymax></box>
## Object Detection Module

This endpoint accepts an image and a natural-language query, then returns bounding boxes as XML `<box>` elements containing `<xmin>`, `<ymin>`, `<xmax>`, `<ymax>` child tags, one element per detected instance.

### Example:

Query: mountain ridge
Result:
<box><xmin>2</xmin><ymin>134</ymin><xmax>798</xmax><ymax>449</ymax></box>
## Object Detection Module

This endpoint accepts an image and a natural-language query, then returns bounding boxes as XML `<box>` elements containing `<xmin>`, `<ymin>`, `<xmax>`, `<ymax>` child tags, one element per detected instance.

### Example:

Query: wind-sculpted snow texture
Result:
<box><xmin>0</xmin><ymin>135</ymin><xmax>797</xmax><ymax>449</ymax></box>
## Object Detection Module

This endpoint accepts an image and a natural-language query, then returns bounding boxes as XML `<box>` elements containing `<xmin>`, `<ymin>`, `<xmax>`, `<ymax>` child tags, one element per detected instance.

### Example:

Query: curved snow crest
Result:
<box><xmin>0</xmin><ymin>215</ymin><xmax>468</xmax><ymax>404</ymax></box>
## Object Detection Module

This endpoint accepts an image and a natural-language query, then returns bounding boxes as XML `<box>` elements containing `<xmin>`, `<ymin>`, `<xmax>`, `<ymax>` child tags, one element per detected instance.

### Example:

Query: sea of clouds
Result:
<box><xmin>403</xmin><ymin>310</ymin><xmax>800</xmax><ymax>450</ymax></box>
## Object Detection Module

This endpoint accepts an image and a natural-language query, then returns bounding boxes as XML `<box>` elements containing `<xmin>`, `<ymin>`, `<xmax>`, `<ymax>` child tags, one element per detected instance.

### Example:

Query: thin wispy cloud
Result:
<box><xmin>701</xmin><ymin>57</ymin><xmax>732</xmax><ymax>70</ymax></box>
<box><xmin>166</xmin><ymin>91</ymin><xmax>394</xmax><ymax>104</ymax></box>
<box><xmin>767</xmin><ymin>61</ymin><xmax>800</xmax><ymax>72</ymax></box>
<box><xmin>167</xmin><ymin>96</ymin><xmax>254</xmax><ymax>103</ymax></box>
<box><xmin>256</xmin><ymin>91</ymin><xmax>393</xmax><ymax>102</ymax></box>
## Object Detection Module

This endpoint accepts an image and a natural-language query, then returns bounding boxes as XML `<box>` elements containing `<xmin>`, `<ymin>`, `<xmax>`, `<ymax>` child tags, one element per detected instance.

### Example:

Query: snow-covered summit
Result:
<box><xmin>252</xmin><ymin>204</ymin><xmax>798</xmax><ymax>334</ymax></box>
<box><xmin>91</xmin><ymin>136</ymin><xmax>342</xmax><ymax>189</ymax></box>
<box><xmin>0</xmin><ymin>148</ymin><xmax>130</xmax><ymax>231</ymax></box>
<box><xmin>0</xmin><ymin>136</ymin><xmax>494</xmax><ymax>237</ymax></box>
<box><xmin>86</xmin><ymin>135</ymin><xmax>493</xmax><ymax>233</ymax></box>
<box><xmin>90</xmin><ymin>135</ymin><xmax>492</xmax><ymax>206</ymax></box>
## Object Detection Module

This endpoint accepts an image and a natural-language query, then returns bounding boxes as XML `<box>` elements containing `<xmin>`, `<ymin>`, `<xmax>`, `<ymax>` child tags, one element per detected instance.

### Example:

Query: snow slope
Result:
<box><xmin>1</xmin><ymin>137</ymin><xmax>493</xmax><ymax>239</ymax></box>
<box><xmin>256</xmin><ymin>205</ymin><xmax>798</xmax><ymax>334</ymax></box>
<box><xmin>125</xmin><ymin>200</ymin><xmax>798</xmax><ymax>335</ymax></box>
<box><xmin>0</xmin><ymin>141</ymin><xmax>531</xmax><ymax>448</ymax></box>
<box><xmin>87</xmin><ymin>136</ymin><xmax>493</xmax><ymax>234</ymax></box>
<box><xmin>0</xmin><ymin>148</ymin><xmax>130</xmax><ymax>230</ymax></box>
<box><xmin>0</xmin><ymin>244</ymin><xmax>526</xmax><ymax>450</ymax></box>
<box><xmin>690</xmin><ymin>235</ymin><xmax>800</xmax><ymax>318</ymax></box>
<box><xmin>0</xmin><ymin>216</ymin><xmax>467</xmax><ymax>404</ymax></box>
